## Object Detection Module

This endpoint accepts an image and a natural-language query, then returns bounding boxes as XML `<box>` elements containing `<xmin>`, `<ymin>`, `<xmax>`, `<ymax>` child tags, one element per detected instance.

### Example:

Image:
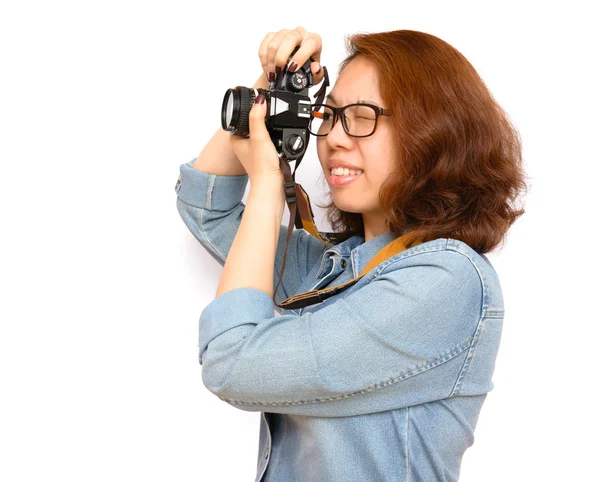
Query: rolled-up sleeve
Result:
<box><xmin>198</xmin><ymin>249</ymin><xmax>486</xmax><ymax>417</ymax></box>
<box><xmin>175</xmin><ymin>158</ymin><xmax>249</xmax><ymax>266</ymax></box>
<box><xmin>175</xmin><ymin>158</ymin><xmax>326</xmax><ymax>308</ymax></box>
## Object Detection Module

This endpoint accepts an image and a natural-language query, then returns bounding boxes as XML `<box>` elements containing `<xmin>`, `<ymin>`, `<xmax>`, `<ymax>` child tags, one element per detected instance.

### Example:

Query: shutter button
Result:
<box><xmin>340</xmin><ymin>259</ymin><xmax>347</xmax><ymax>268</ymax></box>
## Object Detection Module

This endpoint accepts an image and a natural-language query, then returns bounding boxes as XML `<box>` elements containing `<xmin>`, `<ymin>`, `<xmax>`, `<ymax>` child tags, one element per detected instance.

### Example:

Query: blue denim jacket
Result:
<box><xmin>175</xmin><ymin>158</ymin><xmax>504</xmax><ymax>482</ymax></box>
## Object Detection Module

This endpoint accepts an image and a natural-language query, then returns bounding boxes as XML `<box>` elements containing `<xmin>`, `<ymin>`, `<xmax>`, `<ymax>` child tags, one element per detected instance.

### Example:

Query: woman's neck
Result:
<box><xmin>362</xmin><ymin>211</ymin><xmax>390</xmax><ymax>242</ymax></box>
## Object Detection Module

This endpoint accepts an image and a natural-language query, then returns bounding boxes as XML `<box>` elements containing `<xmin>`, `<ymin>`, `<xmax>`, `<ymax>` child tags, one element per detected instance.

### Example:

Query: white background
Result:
<box><xmin>1</xmin><ymin>1</ymin><xmax>598</xmax><ymax>480</ymax></box>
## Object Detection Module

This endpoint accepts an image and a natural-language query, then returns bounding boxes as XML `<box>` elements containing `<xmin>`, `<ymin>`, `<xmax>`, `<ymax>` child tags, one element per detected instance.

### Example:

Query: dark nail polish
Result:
<box><xmin>289</xmin><ymin>61</ymin><xmax>298</xmax><ymax>72</ymax></box>
<box><xmin>255</xmin><ymin>94</ymin><xmax>266</xmax><ymax>104</ymax></box>
<box><xmin>275</xmin><ymin>65</ymin><xmax>282</xmax><ymax>75</ymax></box>
<box><xmin>268</xmin><ymin>72</ymin><xmax>275</xmax><ymax>82</ymax></box>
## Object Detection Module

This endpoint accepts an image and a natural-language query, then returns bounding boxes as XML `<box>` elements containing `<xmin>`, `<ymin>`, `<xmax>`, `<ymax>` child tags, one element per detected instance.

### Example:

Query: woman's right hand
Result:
<box><xmin>258</xmin><ymin>27</ymin><xmax>325</xmax><ymax>85</ymax></box>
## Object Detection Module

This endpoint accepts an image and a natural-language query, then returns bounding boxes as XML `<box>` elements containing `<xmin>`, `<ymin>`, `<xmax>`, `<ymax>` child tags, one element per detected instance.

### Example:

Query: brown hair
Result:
<box><xmin>316</xmin><ymin>29</ymin><xmax>530</xmax><ymax>254</ymax></box>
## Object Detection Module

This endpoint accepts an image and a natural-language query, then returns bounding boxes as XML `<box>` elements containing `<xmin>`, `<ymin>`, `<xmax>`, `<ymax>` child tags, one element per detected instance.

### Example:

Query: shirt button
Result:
<box><xmin>174</xmin><ymin>176</ymin><xmax>182</xmax><ymax>193</ymax></box>
<box><xmin>340</xmin><ymin>259</ymin><xmax>347</xmax><ymax>268</ymax></box>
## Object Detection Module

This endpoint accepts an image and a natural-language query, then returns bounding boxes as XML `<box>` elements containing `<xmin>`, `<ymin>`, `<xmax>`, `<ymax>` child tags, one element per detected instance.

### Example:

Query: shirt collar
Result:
<box><xmin>322</xmin><ymin>231</ymin><xmax>401</xmax><ymax>278</ymax></box>
<box><xmin>350</xmin><ymin>231</ymin><xmax>400</xmax><ymax>277</ymax></box>
<box><xmin>322</xmin><ymin>234</ymin><xmax>363</xmax><ymax>257</ymax></box>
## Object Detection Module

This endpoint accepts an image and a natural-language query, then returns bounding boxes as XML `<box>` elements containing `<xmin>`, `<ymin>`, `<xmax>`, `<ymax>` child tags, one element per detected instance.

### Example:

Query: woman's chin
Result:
<box><xmin>331</xmin><ymin>199</ymin><xmax>364</xmax><ymax>214</ymax></box>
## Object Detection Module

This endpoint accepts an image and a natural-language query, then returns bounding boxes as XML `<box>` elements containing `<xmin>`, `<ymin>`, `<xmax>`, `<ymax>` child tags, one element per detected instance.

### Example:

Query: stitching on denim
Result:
<box><xmin>198</xmin><ymin>206</ymin><xmax>226</xmax><ymax>263</ymax></box>
<box><xmin>482</xmin><ymin>310</ymin><xmax>504</xmax><ymax>318</ymax></box>
<box><xmin>205</xmin><ymin>172</ymin><xmax>214</xmax><ymax>209</ymax></box>
<box><xmin>258</xmin><ymin>412</ymin><xmax>271</xmax><ymax>480</ymax></box>
<box><xmin>176</xmin><ymin>197</ymin><xmax>227</xmax><ymax>263</ymax></box>
<box><xmin>406</xmin><ymin>408</ymin><xmax>410</xmax><ymax>482</ymax></box>
<box><xmin>446</xmin><ymin>248</ymin><xmax>486</xmax><ymax>317</ymax></box>
<box><xmin>352</xmin><ymin>250</ymin><xmax>359</xmax><ymax>278</ymax></box>
<box><xmin>446</xmin><ymin>242</ymin><xmax>504</xmax><ymax>315</ymax></box>
<box><xmin>445</xmin><ymin>249</ymin><xmax>503</xmax><ymax>317</ymax></box>
<box><xmin>370</xmin><ymin>240</ymin><xmax>450</xmax><ymax>280</ymax></box>
<box><xmin>450</xmin><ymin>315</ymin><xmax>485</xmax><ymax>397</ymax></box>
<box><xmin>199</xmin><ymin>209</ymin><xmax>225</xmax><ymax>262</ymax></box>
<box><xmin>216</xmin><ymin>337</ymin><xmax>472</xmax><ymax>407</ymax></box>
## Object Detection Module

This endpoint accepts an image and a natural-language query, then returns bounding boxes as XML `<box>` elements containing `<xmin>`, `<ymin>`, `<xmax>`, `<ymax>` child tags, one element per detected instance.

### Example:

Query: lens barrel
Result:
<box><xmin>221</xmin><ymin>87</ymin><xmax>257</xmax><ymax>137</ymax></box>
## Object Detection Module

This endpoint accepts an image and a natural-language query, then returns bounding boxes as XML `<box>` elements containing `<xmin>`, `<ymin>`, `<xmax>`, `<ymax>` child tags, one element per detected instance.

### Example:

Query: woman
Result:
<box><xmin>175</xmin><ymin>27</ymin><xmax>527</xmax><ymax>482</ymax></box>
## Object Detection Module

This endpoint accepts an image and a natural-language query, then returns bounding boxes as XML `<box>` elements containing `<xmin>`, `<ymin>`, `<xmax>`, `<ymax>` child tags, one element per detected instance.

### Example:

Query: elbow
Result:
<box><xmin>198</xmin><ymin>338</ymin><xmax>248</xmax><ymax>396</ymax></box>
<box><xmin>200</xmin><ymin>360</ymin><xmax>228</xmax><ymax>396</ymax></box>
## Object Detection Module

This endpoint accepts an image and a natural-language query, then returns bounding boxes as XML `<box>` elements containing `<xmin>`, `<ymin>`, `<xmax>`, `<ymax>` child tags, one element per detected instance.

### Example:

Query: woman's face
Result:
<box><xmin>317</xmin><ymin>55</ymin><xmax>396</xmax><ymax>217</ymax></box>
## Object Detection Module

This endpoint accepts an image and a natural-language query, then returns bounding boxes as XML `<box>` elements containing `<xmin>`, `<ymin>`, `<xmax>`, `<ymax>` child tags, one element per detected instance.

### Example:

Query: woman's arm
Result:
<box><xmin>215</xmin><ymin>175</ymin><xmax>285</xmax><ymax>299</ymax></box>
<box><xmin>199</xmin><ymin>248</ymin><xmax>490</xmax><ymax>417</ymax></box>
<box><xmin>189</xmin><ymin>72</ymin><xmax>285</xmax><ymax>299</ymax></box>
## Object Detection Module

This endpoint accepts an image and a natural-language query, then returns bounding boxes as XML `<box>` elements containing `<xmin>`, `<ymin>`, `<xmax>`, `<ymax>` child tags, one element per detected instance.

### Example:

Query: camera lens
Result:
<box><xmin>221</xmin><ymin>86</ymin><xmax>257</xmax><ymax>137</ymax></box>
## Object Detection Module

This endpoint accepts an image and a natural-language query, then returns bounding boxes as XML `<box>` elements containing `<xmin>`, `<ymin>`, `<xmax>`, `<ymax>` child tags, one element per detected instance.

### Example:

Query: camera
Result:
<box><xmin>221</xmin><ymin>49</ymin><xmax>317</xmax><ymax>161</ymax></box>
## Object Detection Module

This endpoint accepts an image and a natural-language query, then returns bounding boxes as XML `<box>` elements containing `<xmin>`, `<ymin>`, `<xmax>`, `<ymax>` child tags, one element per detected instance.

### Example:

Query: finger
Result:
<box><xmin>248</xmin><ymin>94</ymin><xmax>270</xmax><ymax>143</ymax></box>
<box><xmin>258</xmin><ymin>32</ymin><xmax>277</xmax><ymax>80</ymax></box>
<box><xmin>274</xmin><ymin>29</ymin><xmax>304</xmax><ymax>72</ymax></box>
<box><xmin>265</xmin><ymin>29</ymin><xmax>290</xmax><ymax>78</ymax></box>
<box><xmin>285</xmin><ymin>32</ymin><xmax>322</xmax><ymax>73</ymax></box>
<box><xmin>310</xmin><ymin>60</ymin><xmax>324</xmax><ymax>85</ymax></box>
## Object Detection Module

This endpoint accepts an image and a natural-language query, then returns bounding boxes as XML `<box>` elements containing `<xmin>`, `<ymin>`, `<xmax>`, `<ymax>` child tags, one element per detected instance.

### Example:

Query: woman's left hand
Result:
<box><xmin>230</xmin><ymin>94</ymin><xmax>284</xmax><ymax>185</ymax></box>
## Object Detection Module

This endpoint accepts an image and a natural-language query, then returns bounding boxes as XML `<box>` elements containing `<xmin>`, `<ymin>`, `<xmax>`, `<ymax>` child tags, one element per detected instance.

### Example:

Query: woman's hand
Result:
<box><xmin>232</xmin><ymin>27</ymin><xmax>325</xmax><ymax>185</ymax></box>
<box><xmin>258</xmin><ymin>27</ymin><xmax>324</xmax><ymax>84</ymax></box>
<box><xmin>230</xmin><ymin>94</ymin><xmax>283</xmax><ymax>185</ymax></box>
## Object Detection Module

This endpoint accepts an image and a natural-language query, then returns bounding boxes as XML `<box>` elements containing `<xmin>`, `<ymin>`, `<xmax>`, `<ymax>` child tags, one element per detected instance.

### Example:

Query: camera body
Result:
<box><xmin>221</xmin><ymin>51</ymin><xmax>315</xmax><ymax>161</ymax></box>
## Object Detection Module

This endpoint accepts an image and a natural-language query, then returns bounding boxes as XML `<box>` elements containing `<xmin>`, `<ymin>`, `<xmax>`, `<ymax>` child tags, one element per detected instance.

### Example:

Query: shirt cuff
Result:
<box><xmin>199</xmin><ymin>287</ymin><xmax>275</xmax><ymax>360</ymax></box>
<box><xmin>176</xmin><ymin>158</ymin><xmax>249</xmax><ymax>211</ymax></box>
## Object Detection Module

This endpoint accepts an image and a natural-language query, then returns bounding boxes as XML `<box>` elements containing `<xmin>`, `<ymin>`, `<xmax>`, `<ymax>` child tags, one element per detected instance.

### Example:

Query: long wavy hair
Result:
<box><xmin>316</xmin><ymin>30</ymin><xmax>530</xmax><ymax>254</ymax></box>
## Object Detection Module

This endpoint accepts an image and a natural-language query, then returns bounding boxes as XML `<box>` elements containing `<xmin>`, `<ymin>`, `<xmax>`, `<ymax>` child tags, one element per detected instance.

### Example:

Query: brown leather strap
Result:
<box><xmin>272</xmin><ymin>158</ymin><xmax>298</xmax><ymax>307</ymax></box>
<box><xmin>313</xmin><ymin>66</ymin><xmax>329</xmax><ymax>106</ymax></box>
<box><xmin>273</xmin><ymin>157</ymin><xmax>326</xmax><ymax>307</ymax></box>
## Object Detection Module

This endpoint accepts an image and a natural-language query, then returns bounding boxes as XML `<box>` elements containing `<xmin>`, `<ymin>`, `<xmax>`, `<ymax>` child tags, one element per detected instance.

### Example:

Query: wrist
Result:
<box><xmin>250</xmin><ymin>169</ymin><xmax>285</xmax><ymax>187</ymax></box>
<box><xmin>248</xmin><ymin>175</ymin><xmax>285</xmax><ymax>215</ymax></box>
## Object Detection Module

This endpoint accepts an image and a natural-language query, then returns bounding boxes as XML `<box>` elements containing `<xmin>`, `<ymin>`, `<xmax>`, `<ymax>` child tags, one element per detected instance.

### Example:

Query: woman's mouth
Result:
<box><xmin>328</xmin><ymin>167</ymin><xmax>363</xmax><ymax>187</ymax></box>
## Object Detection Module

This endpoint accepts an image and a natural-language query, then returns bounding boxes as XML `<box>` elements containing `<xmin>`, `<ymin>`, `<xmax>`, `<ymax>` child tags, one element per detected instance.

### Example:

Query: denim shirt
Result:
<box><xmin>175</xmin><ymin>158</ymin><xmax>505</xmax><ymax>482</ymax></box>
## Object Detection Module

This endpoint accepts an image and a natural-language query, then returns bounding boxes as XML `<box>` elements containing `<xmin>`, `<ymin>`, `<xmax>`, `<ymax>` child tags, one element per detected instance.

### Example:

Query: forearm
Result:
<box><xmin>193</xmin><ymin>74</ymin><xmax>269</xmax><ymax>176</ymax></box>
<box><xmin>215</xmin><ymin>177</ymin><xmax>286</xmax><ymax>299</ymax></box>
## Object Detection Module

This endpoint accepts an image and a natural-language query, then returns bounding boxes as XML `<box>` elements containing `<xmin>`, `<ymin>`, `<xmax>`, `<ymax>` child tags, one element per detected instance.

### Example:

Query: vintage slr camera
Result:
<box><xmin>220</xmin><ymin>49</ymin><xmax>318</xmax><ymax>161</ymax></box>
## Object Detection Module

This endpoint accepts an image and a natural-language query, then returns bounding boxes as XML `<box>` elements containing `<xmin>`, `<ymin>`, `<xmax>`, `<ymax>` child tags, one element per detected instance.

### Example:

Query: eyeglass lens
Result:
<box><xmin>309</xmin><ymin>104</ymin><xmax>378</xmax><ymax>137</ymax></box>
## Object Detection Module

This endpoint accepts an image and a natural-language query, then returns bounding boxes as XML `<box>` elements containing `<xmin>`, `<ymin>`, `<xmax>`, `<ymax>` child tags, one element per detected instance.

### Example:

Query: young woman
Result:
<box><xmin>176</xmin><ymin>27</ymin><xmax>527</xmax><ymax>482</ymax></box>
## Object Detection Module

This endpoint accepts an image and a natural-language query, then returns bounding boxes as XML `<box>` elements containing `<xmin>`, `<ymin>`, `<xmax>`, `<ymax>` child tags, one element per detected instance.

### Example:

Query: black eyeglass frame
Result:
<box><xmin>308</xmin><ymin>103</ymin><xmax>391</xmax><ymax>138</ymax></box>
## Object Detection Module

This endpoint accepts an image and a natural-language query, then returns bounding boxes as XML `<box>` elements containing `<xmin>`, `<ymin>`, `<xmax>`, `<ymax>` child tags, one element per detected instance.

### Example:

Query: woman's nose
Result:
<box><xmin>326</xmin><ymin>115</ymin><xmax>353</xmax><ymax>147</ymax></box>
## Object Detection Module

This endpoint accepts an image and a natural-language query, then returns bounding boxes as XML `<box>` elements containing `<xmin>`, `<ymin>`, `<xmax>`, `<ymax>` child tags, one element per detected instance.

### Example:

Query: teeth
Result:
<box><xmin>331</xmin><ymin>167</ymin><xmax>363</xmax><ymax>176</ymax></box>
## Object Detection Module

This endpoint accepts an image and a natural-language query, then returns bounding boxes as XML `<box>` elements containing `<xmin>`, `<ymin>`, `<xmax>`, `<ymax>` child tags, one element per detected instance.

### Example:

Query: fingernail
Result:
<box><xmin>268</xmin><ymin>72</ymin><xmax>275</xmax><ymax>82</ymax></box>
<box><xmin>288</xmin><ymin>61</ymin><xmax>298</xmax><ymax>72</ymax></box>
<box><xmin>275</xmin><ymin>65</ymin><xmax>282</xmax><ymax>75</ymax></box>
<box><xmin>255</xmin><ymin>94</ymin><xmax>266</xmax><ymax>104</ymax></box>
<box><xmin>315</xmin><ymin>65</ymin><xmax>321</xmax><ymax>74</ymax></box>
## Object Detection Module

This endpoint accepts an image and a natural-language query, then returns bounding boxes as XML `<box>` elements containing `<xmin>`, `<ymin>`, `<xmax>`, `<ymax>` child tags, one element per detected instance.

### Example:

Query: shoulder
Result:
<box><xmin>369</xmin><ymin>237</ymin><xmax>503</xmax><ymax>317</ymax></box>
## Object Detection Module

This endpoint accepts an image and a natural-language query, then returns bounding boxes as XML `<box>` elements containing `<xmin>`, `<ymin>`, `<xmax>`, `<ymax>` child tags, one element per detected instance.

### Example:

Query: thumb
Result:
<box><xmin>248</xmin><ymin>93</ymin><xmax>269</xmax><ymax>142</ymax></box>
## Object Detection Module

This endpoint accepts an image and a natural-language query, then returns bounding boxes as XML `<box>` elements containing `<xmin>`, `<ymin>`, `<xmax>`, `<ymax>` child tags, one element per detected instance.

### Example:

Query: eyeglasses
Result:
<box><xmin>308</xmin><ymin>103</ymin><xmax>391</xmax><ymax>138</ymax></box>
